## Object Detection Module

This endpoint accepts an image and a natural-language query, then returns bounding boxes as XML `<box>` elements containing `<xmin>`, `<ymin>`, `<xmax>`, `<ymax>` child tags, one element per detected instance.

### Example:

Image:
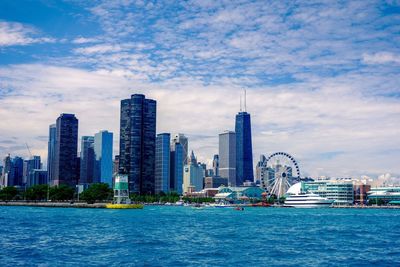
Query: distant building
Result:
<box><xmin>235</xmin><ymin>110</ymin><xmax>254</xmax><ymax>185</ymax></box>
<box><xmin>23</xmin><ymin>156</ymin><xmax>41</xmax><ymax>187</ymax></box>
<box><xmin>171</xmin><ymin>133</ymin><xmax>188</xmax><ymax>165</ymax></box>
<box><xmin>303</xmin><ymin>181</ymin><xmax>354</xmax><ymax>205</ymax></box>
<box><xmin>1</xmin><ymin>154</ymin><xmax>12</xmax><ymax>187</ymax></box>
<box><xmin>80</xmin><ymin>136</ymin><xmax>94</xmax><ymax>184</ymax></box>
<box><xmin>214</xmin><ymin>186</ymin><xmax>265</xmax><ymax>203</ymax></box>
<box><xmin>183</xmin><ymin>151</ymin><xmax>204</xmax><ymax>193</ymax></box>
<box><xmin>353</xmin><ymin>183</ymin><xmax>371</xmax><ymax>205</ymax></box>
<box><xmin>94</xmin><ymin>130</ymin><xmax>113</xmax><ymax>187</ymax></box>
<box><xmin>155</xmin><ymin>133</ymin><xmax>170</xmax><ymax>194</ymax></box>
<box><xmin>219</xmin><ymin>131</ymin><xmax>236</xmax><ymax>186</ymax></box>
<box><xmin>255</xmin><ymin>155</ymin><xmax>267</xmax><ymax>183</ymax></box>
<box><xmin>212</xmin><ymin>154</ymin><xmax>219</xmax><ymax>177</ymax></box>
<box><xmin>11</xmin><ymin>156</ymin><xmax>24</xmax><ymax>186</ymax></box>
<box><xmin>204</xmin><ymin>176</ymin><xmax>228</xmax><ymax>189</ymax></box>
<box><xmin>367</xmin><ymin>187</ymin><xmax>400</xmax><ymax>204</ymax></box>
<box><xmin>47</xmin><ymin>124</ymin><xmax>57</xmax><ymax>184</ymax></box>
<box><xmin>170</xmin><ymin>142</ymin><xmax>183</xmax><ymax>194</ymax></box>
<box><xmin>119</xmin><ymin>94</ymin><xmax>156</xmax><ymax>194</ymax></box>
<box><xmin>28</xmin><ymin>170</ymin><xmax>47</xmax><ymax>186</ymax></box>
<box><xmin>53</xmin><ymin>113</ymin><xmax>79</xmax><ymax>187</ymax></box>
<box><xmin>113</xmin><ymin>155</ymin><xmax>120</xmax><ymax>176</ymax></box>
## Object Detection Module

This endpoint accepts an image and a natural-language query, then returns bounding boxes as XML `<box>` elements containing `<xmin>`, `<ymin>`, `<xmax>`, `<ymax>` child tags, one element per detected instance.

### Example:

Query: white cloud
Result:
<box><xmin>0</xmin><ymin>64</ymin><xmax>399</xmax><ymax>179</ymax></box>
<box><xmin>363</xmin><ymin>52</ymin><xmax>400</xmax><ymax>64</ymax></box>
<box><xmin>0</xmin><ymin>21</ymin><xmax>55</xmax><ymax>46</ymax></box>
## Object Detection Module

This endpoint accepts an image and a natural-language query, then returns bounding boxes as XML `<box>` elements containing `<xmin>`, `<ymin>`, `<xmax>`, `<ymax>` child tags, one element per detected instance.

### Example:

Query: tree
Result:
<box><xmin>49</xmin><ymin>185</ymin><xmax>74</xmax><ymax>201</ymax></box>
<box><xmin>80</xmin><ymin>183</ymin><xmax>113</xmax><ymax>204</ymax></box>
<box><xmin>24</xmin><ymin>185</ymin><xmax>48</xmax><ymax>201</ymax></box>
<box><xmin>0</xmin><ymin>186</ymin><xmax>18</xmax><ymax>201</ymax></box>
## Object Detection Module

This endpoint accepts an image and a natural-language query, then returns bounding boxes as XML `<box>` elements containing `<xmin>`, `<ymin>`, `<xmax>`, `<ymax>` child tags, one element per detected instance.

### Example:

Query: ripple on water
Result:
<box><xmin>1</xmin><ymin>206</ymin><xmax>400</xmax><ymax>266</ymax></box>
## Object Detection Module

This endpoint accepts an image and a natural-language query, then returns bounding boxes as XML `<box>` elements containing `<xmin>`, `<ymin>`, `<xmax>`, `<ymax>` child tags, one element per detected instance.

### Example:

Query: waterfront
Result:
<box><xmin>1</xmin><ymin>206</ymin><xmax>400</xmax><ymax>266</ymax></box>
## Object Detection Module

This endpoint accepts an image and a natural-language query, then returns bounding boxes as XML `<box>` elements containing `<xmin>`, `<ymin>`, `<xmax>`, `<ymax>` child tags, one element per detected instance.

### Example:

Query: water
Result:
<box><xmin>1</xmin><ymin>206</ymin><xmax>400</xmax><ymax>266</ymax></box>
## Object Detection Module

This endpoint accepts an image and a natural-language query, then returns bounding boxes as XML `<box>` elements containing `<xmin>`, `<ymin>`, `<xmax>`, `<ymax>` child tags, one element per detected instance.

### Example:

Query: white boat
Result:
<box><xmin>284</xmin><ymin>193</ymin><xmax>334</xmax><ymax>208</ymax></box>
<box><xmin>210</xmin><ymin>202</ymin><xmax>232</xmax><ymax>208</ymax></box>
<box><xmin>175</xmin><ymin>200</ymin><xmax>184</xmax><ymax>206</ymax></box>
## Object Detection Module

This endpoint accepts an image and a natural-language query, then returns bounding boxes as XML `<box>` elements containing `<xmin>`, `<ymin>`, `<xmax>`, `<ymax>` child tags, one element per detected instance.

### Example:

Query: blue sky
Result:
<box><xmin>0</xmin><ymin>0</ymin><xmax>400</xmax><ymax>179</ymax></box>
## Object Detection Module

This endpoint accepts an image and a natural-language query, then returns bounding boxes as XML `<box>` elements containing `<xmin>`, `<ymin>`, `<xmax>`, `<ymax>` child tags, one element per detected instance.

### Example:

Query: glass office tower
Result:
<box><xmin>155</xmin><ymin>133</ymin><xmax>170</xmax><ymax>194</ymax></box>
<box><xmin>119</xmin><ymin>94</ymin><xmax>156</xmax><ymax>194</ymax></box>
<box><xmin>47</xmin><ymin>124</ymin><xmax>57</xmax><ymax>185</ymax></box>
<box><xmin>219</xmin><ymin>131</ymin><xmax>236</xmax><ymax>186</ymax></box>
<box><xmin>54</xmin><ymin>113</ymin><xmax>79</xmax><ymax>187</ymax></box>
<box><xmin>94</xmin><ymin>130</ymin><xmax>113</xmax><ymax>187</ymax></box>
<box><xmin>235</xmin><ymin>111</ymin><xmax>254</xmax><ymax>186</ymax></box>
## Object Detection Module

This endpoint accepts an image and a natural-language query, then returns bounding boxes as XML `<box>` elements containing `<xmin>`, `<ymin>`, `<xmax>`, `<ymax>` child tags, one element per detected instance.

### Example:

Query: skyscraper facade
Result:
<box><xmin>212</xmin><ymin>154</ymin><xmax>219</xmax><ymax>177</ymax></box>
<box><xmin>119</xmin><ymin>94</ymin><xmax>156</xmax><ymax>194</ymax></box>
<box><xmin>80</xmin><ymin>136</ymin><xmax>94</xmax><ymax>184</ymax></box>
<box><xmin>219</xmin><ymin>131</ymin><xmax>236</xmax><ymax>186</ymax></box>
<box><xmin>53</xmin><ymin>113</ymin><xmax>79</xmax><ymax>187</ymax></box>
<box><xmin>94</xmin><ymin>130</ymin><xmax>113</xmax><ymax>187</ymax></box>
<box><xmin>155</xmin><ymin>133</ymin><xmax>170</xmax><ymax>194</ymax></box>
<box><xmin>23</xmin><ymin>156</ymin><xmax>41</xmax><ymax>187</ymax></box>
<box><xmin>172</xmin><ymin>133</ymin><xmax>188</xmax><ymax>165</ymax></box>
<box><xmin>183</xmin><ymin>151</ymin><xmax>204</xmax><ymax>193</ymax></box>
<box><xmin>170</xmin><ymin>142</ymin><xmax>183</xmax><ymax>194</ymax></box>
<box><xmin>1</xmin><ymin>154</ymin><xmax>12</xmax><ymax>187</ymax></box>
<box><xmin>47</xmin><ymin>124</ymin><xmax>57</xmax><ymax>185</ymax></box>
<box><xmin>11</xmin><ymin>156</ymin><xmax>24</xmax><ymax>186</ymax></box>
<box><xmin>235</xmin><ymin>111</ymin><xmax>254</xmax><ymax>186</ymax></box>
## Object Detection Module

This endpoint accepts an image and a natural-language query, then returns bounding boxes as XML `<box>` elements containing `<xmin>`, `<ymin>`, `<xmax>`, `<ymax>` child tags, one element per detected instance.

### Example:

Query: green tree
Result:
<box><xmin>49</xmin><ymin>185</ymin><xmax>74</xmax><ymax>201</ymax></box>
<box><xmin>80</xmin><ymin>183</ymin><xmax>112</xmax><ymax>204</ymax></box>
<box><xmin>24</xmin><ymin>185</ymin><xmax>48</xmax><ymax>201</ymax></box>
<box><xmin>0</xmin><ymin>186</ymin><xmax>18</xmax><ymax>201</ymax></box>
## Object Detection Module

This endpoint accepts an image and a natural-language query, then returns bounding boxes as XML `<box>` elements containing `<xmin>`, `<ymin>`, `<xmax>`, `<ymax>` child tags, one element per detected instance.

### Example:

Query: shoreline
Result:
<box><xmin>0</xmin><ymin>201</ymin><xmax>400</xmax><ymax>209</ymax></box>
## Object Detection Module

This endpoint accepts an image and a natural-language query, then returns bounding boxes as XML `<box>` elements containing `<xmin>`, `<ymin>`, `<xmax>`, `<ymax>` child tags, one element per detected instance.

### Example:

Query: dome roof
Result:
<box><xmin>286</xmin><ymin>182</ymin><xmax>302</xmax><ymax>195</ymax></box>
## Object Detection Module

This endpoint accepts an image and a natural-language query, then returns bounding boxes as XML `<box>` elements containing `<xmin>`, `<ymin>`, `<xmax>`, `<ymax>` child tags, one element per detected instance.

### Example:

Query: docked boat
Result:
<box><xmin>284</xmin><ymin>193</ymin><xmax>334</xmax><ymax>208</ymax></box>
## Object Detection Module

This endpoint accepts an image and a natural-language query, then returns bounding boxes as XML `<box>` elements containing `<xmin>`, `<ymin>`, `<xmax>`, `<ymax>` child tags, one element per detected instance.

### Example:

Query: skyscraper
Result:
<box><xmin>47</xmin><ymin>124</ymin><xmax>57</xmax><ymax>185</ymax></box>
<box><xmin>1</xmin><ymin>154</ymin><xmax>12</xmax><ymax>187</ymax></box>
<box><xmin>53</xmin><ymin>113</ymin><xmax>78</xmax><ymax>187</ymax></box>
<box><xmin>170</xmin><ymin>142</ymin><xmax>183</xmax><ymax>194</ymax></box>
<box><xmin>172</xmin><ymin>133</ymin><xmax>188</xmax><ymax>165</ymax></box>
<box><xmin>11</xmin><ymin>156</ymin><xmax>24</xmax><ymax>186</ymax></box>
<box><xmin>212</xmin><ymin>154</ymin><xmax>219</xmax><ymax>177</ymax></box>
<box><xmin>183</xmin><ymin>151</ymin><xmax>204</xmax><ymax>193</ymax></box>
<box><xmin>94</xmin><ymin>130</ymin><xmax>113</xmax><ymax>187</ymax></box>
<box><xmin>23</xmin><ymin>156</ymin><xmax>41</xmax><ymax>187</ymax></box>
<box><xmin>219</xmin><ymin>131</ymin><xmax>236</xmax><ymax>186</ymax></box>
<box><xmin>235</xmin><ymin>110</ymin><xmax>254</xmax><ymax>186</ymax></box>
<box><xmin>155</xmin><ymin>133</ymin><xmax>170</xmax><ymax>194</ymax></box>
<box><xmin>119</xmin><ymin>94</ymin><xmax>156</xmax><ymax>194</ymax></box>
<box><xmin>80</xmin><ymin>136</ymin><xmax>94</xmax><ymax>184</ymax></box>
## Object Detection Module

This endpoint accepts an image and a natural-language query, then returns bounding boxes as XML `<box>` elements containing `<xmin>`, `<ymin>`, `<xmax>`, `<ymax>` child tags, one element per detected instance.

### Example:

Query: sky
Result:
<box><xmin>0</xmin><ymin>0</ymin><xmax>399</xmax><ymax>179</ymax></box>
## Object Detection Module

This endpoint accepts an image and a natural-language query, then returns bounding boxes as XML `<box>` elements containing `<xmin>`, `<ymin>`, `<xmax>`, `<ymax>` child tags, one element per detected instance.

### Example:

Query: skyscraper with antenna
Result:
<box><xmin>235</xmin><ymin>89</ymin><xmax>254</xmax><ymax>185</ymax></box>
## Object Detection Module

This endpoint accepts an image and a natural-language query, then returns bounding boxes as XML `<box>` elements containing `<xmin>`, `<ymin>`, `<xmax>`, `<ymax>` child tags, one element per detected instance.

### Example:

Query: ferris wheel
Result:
<box><xmin>260</xmin><ymin>152</ymin><xmax>301</xmax><ymax>198</ymax></box>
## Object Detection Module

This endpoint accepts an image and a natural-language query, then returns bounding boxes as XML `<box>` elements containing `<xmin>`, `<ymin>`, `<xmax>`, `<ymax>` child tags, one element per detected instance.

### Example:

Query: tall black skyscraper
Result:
<box><xmin>53</xmin><ymin>113</ymin><xmax>78</xmax><ymax>187</ymax></box>
<box><xmin>119</xmin><ymin>94</ymin><xmax>157</xmax><ymax>194</ymax></box>
<box><xmin>80</xmin><ymin>136</ymin><xmax>94</xmax><ymax>184</ymax></box>
<box><xmin>235</xmin><ymin>94</ymin><xmax>254</xmax><ymax>185</ymax></box>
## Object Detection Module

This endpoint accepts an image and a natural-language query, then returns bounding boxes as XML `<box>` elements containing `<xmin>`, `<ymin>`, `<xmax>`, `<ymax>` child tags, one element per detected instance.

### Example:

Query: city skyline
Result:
<box><xmin>0</xmin><ymin>1</ymin><xmax>399</xmax><ymax>179</ymax></box>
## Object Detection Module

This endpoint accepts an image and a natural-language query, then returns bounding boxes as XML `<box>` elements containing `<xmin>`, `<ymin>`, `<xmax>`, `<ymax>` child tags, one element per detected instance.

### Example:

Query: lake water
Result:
<box><xmin>1</xmin><ymin>206</ymin><xmax>399</xmax><ymax>266</ymax></box>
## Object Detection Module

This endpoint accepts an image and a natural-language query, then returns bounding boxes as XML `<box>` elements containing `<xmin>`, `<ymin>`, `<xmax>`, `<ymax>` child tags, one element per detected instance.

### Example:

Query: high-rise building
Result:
<box><xmin>255</xmin><ymin>155</ymin><xmax>267</xmax><ymax>184</ymax></box>
<box><xmin>170</xmin><ymin>142</ymin><xmax>183</xmax><ymax>194</ymax></box>
<box><xmin>53</xmin><ymin>113</ymin><xmax>79</xmax><ymax>187</ymax></box>
<box><xmin>235</xmin><ymin>110</ymin><xmax>254</xmax><ymax>186</ymax></box>
<box><xmin>119</xmin><ymin>94</ymin><xmax>156</xmax><ymax>194</ymax></box>
<box><xmin>93</xmin><ymin>130</ymin><xmax>113</xmax><ymax>187</ymax></box>
<box><xmin>47</xmin><ymin>124</ymin><xmax>57</xmax><ymax>185</ymax></box>
<box><xmin>155</xmin><ymin>133</ymin><xmax>170</xmax><ymax>194</ymax></box>
<box><xmin>11</xmin><ymin>156</ymin><xmax>24</xmax><ymax>186</ymax></box>
<box><xmin>1</xmin><ymin>154</ymin><xmax>12</xmax><ymax>187</ymax></box>
<box><xmin>172</xmin><ymin>134</ymin><xmax>188</xmax><ymax>165</ymax></box>
<box><xmin>28</xmin><ymin>170</ymin><xmax>47</xmax><ymax>187</ymax></box>
<box><xmin>212</xmin><ymin>154</ymin><xmax>219</xmax><ymax>177</ymax></box>
<box><xmin>219</xmin><ymin>131</ymin><xmax>236</xmax><ymax>186</ymax></box>
<box><xmin>80</xmin><ymin>136</ymin><xmax>94</xmax><ymax>184</ymax></box>
<box><xmin>23</xmin><ymin>156</ymin><xmax>41</xmax><ymax>187</ymax></box>
<box><xmin>183</xmin><ymin>151</ymin><xmax>204</xmax><ymax>193</ymax></box>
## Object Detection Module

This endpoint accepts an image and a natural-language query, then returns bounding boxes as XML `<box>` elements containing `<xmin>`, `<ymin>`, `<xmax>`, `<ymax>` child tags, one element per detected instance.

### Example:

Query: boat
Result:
<box><xmin>175</xmin><ymin>200</ymin><xmax>184</xmax><ymax>206</ymax></box>
<box><xmin>284</xmin><ymin>193</ymin><xmax>334</xmax><ymax>208</ymax></box>
<box><xmin>211</xmin><ymin>202</ymin><xmax>232</xmax><ymax>208</ymax></box>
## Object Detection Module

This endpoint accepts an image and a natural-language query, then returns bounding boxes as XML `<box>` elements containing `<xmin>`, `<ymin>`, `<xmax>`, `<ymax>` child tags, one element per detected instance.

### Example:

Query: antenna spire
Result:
<box><xmin>240</xmin><ymin>94</ymin><xmax>242</xmax><ymax>112</ymax></box>
<box><xmin>244</xmin><ymin>89</ymin><xmax>247</xmax><ymax>112</ymax></box>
